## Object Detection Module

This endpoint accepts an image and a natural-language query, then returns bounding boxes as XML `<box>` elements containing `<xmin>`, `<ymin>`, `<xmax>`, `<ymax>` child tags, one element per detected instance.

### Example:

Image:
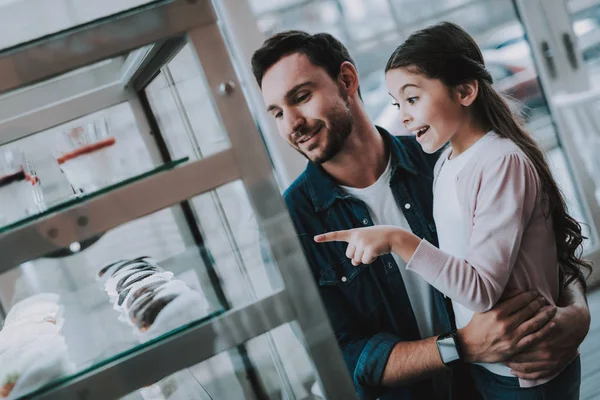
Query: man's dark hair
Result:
<box><xmin>251</xmin><ymin>30</ymin><xmax>360</xmax><ymax>97</ymax></box>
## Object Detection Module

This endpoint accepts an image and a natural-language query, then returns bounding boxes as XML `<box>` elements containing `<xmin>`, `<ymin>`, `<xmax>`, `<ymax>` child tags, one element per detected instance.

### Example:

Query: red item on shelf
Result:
<box><xmin>56</xmin><ymin>137</ymin><xmax>116</xmax><ymax>165</ymax></box>
<box><xmin>25</xmin><ymin>173</ymin><xmax>39</xmax><ymax>185</ymax></box>
<box><xmin>0</xmin><ymin>169</ymin><xmax>26</xmax><ymax>188</ymax></box>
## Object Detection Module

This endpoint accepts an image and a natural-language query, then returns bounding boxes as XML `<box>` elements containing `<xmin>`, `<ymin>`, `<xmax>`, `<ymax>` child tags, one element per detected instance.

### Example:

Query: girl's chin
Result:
<box><xmin>418</xmin><ymin>142</ymin><xmax>441</xmax><ymax>154</ymax></box>
<box><xmin>416</xmin><ymin>135</ymin><xmax>446</xmax><ymax>154</ymax></box>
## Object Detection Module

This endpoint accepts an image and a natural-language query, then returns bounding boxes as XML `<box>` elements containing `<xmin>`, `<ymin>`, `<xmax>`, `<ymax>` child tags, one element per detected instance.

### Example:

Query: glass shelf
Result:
<box><xmin>20</xmin><ymin>309</ymin><xmax>225</xmax><ymax>400</ymax></box>
<box><xmin>0</xmin><ymin>157</ymin><xmax>189</xmax><ymax>236</ymax></box>
<box><xmin>2</xmin><ymin>243</ymin><xmax>227</xmax><ymax>400</ymax></box>
<box><xmin>0</xmin><ymin>211</ymin><xmax>289</xmax><ymax>399</ymax></box>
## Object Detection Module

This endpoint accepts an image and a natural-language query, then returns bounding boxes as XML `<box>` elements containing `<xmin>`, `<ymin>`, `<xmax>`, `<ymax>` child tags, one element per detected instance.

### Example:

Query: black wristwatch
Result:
<box><xmin>436</xmin><ymin>330</ymin><xmax>462</xmax><ymax>366</ymax></box>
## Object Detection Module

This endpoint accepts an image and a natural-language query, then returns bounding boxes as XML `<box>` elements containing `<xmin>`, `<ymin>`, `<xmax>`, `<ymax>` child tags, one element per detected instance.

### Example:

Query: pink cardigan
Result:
<box><xmin>406</xmin><ymin>135</ymin><xmax>561</xmax><ymax>387</ymax></box>
<box><xmin>407</xmin><ymin>136</ymin><xmax>559</xmax><ymax>311</ymax></box>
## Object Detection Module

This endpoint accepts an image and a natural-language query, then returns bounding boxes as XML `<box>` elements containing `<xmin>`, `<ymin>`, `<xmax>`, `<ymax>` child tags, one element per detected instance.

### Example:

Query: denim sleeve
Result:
<box><xmin>318</xmin><ymin>285</ymin><xmax>402</xmax><ymax>399</ymax></box>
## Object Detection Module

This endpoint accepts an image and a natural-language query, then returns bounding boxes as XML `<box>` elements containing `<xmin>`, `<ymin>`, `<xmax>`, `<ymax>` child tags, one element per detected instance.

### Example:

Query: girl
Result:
<box><xmin>315</xmin><ymin>22</ymin><xmax>590</xmax><ymax>399</ymax></box>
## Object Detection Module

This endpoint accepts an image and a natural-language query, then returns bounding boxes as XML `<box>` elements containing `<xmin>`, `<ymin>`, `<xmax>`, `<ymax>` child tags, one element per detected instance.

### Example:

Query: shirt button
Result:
<box><xmin>341</xmin><ymin>276</ymin><xmax>348</xmax><ymax>283</ymax></box>
<box><xmin>404</xmin><ymin>203</ymin><xmax>411</xmax><ymax>210</ymax></box>
<box><xmin>387</xmin><ymin>262</ymin><xmax>393</xmax><ymax>269</ymax></box>
<box><xmin>362</xmin><ymin>218</ymin><xmax>369</xmax><ymax>225</ymax></box>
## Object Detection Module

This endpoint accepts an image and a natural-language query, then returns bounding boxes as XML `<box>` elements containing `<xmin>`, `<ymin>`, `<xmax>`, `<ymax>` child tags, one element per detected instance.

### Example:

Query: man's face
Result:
<box><xmin>261</xmin><ymin>53</ymin><xmax>353</xmax><ymax>164</ymax></box>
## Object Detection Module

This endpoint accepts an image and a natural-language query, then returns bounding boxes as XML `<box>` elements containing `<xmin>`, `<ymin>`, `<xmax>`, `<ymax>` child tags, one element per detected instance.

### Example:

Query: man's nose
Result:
<box><xmin>285</xmin><ymin>113</ymin><xmax>305</xmax><ymax>138</ymax></box>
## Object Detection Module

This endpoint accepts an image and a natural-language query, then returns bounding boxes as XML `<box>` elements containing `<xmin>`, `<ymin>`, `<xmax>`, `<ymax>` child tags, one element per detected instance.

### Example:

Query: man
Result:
<box><xmin>251</xmin><ymin>31</ymin><xmax>590</xmax><ymax>399</ymax></box>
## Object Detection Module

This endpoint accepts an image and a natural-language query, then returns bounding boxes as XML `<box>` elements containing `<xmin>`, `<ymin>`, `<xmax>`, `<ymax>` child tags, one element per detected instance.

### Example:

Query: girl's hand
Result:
<box><xmin>314</xmin><ymin>226</ymin><xmax>410</xmax><ymax>266</ymax></box>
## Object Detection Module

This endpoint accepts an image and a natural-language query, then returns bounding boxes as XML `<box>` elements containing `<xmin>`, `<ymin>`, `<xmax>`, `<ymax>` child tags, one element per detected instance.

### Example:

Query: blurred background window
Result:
<box><xmin>245</xmin><ymin>0</ymin><xmax>600</xmax><ymax>250</ymax></box>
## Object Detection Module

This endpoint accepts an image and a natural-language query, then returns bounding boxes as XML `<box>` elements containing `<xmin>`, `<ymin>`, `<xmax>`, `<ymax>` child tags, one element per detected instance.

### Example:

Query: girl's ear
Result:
<box><xmin>455</xmin><ymin>80</ymin><xmax>479</xmax><ymax>107</ymax></box>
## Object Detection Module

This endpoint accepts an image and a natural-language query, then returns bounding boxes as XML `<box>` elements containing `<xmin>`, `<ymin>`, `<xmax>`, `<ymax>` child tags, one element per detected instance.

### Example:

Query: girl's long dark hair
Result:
<box><xmin>386</xmin><ymin>22</ymin><xmax>591</xmax><ymax>288</ymax></box>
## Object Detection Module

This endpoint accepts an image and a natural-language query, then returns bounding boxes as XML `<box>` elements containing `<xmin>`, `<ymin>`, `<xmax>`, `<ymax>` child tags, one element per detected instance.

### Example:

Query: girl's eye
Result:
<box><xmin>407</xmin><ymin>97</ymin><xmax>418</xmax><ymax>105</ymax></box>
<box><xmin>275</xmin><ymin>111</ymin><xmax>283</xmax><ymax>119</ymax></box>
<box><xmin>392</xmin><ymin>102</ymin><xmax>400</xmax><ymax>110</ymax></box>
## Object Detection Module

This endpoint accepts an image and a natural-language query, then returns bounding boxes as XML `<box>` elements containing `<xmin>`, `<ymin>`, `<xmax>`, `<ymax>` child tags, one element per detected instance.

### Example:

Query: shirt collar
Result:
<box><xmin>305</xmin><ymin>126</ymin><xmax>418</xmax><ymax>212</ymax></box>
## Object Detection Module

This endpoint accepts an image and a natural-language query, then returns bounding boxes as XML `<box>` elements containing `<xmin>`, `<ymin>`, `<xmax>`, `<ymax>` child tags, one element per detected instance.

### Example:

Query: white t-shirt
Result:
<box><xmin>434</xmin><ymin>131</ymin><xmax>511</xmax><ymax>376</ymax></box>
<box><xmin>341</xmin><ymin>158</ymin><xmax>435</xmax><ymax>339</ymax></box>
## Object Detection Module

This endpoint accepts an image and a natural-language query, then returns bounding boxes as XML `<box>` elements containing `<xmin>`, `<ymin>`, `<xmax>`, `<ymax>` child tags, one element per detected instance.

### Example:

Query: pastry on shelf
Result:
<box><xmin>105</xmin><ymin>262</ymin><xmax>162</xmax><ymax>297</ymax></box>
<box><xmin>0</xmin><ymin>294</ymin><xmax>74</xmax><ymax>399</ymax></box>
<box><xmin>134</xmin><ymin>294</ymin><xmax>179</xmax><ymax>332</ymax></box>
<box><xmin>0</xmin><ymin>336</ymin><xmax>75</xmax><ymax>399</ymax></box>
<box><xmin>124</xmin><ymin>281</ymin><xmax>169</xmax><ymax>310</ymax></box>
<box><xmin>118</xmin><ymin>277</ymin><xmax>173</xmax><ymax>312</ymax></box>
<box><xmin>116</xmin><ymin>271</ymin><xmax>157</xmax><ymax>296</ymax></box>
<box><xmin>97</xmin><ymin>257</ymin><xmax>209</xmax><ymax>341</ymax></box>
<box><xmin>5</xmin><ymin>294</ymin><xmax>60</xmax><ymax>325</ymax></box>
<box><xmin>97</xmin><ymin>259</ymin><xmax>126</xmax><ymax>280</ymax></box>
<box><xmin>125</xmin><ymin>280</ymin><xmax>191</xmax><ymax>325</ymax></box>
<box><xmin>97</xmin><ymin>256</ymin><xmax>155</xmax><ymax>282</ymax></box>
<box><xmin>138</xmin><ymin>291</ymin><xmax>210</xmax><ymax>340</ymax></box>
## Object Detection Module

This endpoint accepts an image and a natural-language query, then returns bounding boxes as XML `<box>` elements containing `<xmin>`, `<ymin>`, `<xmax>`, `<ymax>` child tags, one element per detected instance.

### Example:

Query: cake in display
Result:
<box><xmin>97</xmin><ymin>257</ymin><xmax>209</xmax><ymax>340</ymax></box>
<box><xmin>0</xmin><ymin>294</ymin><xmax>74</xmax><ymax>399</ymax></box>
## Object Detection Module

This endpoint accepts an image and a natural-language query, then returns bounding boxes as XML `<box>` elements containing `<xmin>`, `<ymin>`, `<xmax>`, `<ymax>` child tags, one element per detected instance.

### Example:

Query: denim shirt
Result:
<box><xmin>283</xmin><ymin>127</ymin><xmax>456</xmax><ymax>400</ymax></box>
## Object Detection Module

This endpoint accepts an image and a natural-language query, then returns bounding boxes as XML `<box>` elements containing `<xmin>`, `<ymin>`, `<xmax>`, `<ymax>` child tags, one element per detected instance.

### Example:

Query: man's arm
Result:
<box><xmin>381</xmin><ymin>291</ymin><xmax>557</xmax><ymax>386</ymax></box>
<box><xmin>505</xmin><ymin>280</ymin><xmax>590</xmax><ymax>380</ymax></box>
<box><xmin>380</xmin><ymin>336</ymin><xmax>446</xmax><ymax>385</ymax></box>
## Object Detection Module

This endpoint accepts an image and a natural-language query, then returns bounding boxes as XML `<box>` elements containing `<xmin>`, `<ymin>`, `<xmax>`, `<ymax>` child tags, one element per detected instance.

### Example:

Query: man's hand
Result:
<box><xmin>457</xmin><ymin>291</ymin><xmax>557</xmax><ymax>364</ymax></box>
<box><xmin>505</xmin><ymin>282</ymin><xmax>590</xmax><ymax>380</ymax></box>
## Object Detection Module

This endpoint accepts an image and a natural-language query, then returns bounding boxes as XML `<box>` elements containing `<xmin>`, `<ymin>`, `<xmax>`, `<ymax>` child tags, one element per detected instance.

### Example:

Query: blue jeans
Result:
<box><xmin>469</xmin><ymin>356</ymin><xmax>581</xmax><ymax>400</ymax></box>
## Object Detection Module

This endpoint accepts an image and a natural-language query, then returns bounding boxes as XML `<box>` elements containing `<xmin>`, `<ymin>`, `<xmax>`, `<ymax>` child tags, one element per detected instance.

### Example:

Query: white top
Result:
<box><xmin>342</xmin><ymin>158</ymin><xmax>435</xmax><ymax>339</ymax></box>
<box><xmin>434</xmin><ymin>131</ymin><xmax>511</xmax><ymax>376</ymax></box>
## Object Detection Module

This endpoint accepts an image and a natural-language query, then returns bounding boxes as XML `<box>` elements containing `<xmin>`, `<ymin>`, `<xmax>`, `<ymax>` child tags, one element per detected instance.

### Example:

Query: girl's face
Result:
<box><xmin>385</xmin><ymin>67</ymin><xmax>471</xmax><ymax>154</ymax></box>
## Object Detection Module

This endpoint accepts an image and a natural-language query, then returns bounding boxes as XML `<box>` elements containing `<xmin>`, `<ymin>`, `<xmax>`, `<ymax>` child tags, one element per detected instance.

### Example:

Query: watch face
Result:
<box><xmin>438</xmin><ymin>336</ymin><xmax>460</xmax><ymax>365</ymax></box>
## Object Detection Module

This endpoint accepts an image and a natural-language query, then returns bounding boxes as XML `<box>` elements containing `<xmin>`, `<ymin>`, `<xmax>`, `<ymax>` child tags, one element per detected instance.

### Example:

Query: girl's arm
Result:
<box><xmin>315</xmin><ymin>153</ymin><xmax>540</xmax><ymax>312</ymax></box>
<box><xmin>403</xmin><ymin>153</ymin><xmax>539</xmax><ymax>312</ymax></box>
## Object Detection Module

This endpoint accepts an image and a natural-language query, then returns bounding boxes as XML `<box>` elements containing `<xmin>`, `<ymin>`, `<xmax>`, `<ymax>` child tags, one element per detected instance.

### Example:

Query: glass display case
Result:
<box><xmin>0</xmin><ymin>1</ymin><xmax>356</xmax><ymax>399</ymax></box>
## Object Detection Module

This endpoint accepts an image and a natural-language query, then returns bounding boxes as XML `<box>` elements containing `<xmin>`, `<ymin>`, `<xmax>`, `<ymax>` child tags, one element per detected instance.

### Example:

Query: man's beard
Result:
<box><xmin>293</xmin><ymin>96</ymin><xmax>354</xmax><ymax>165</ymax></box>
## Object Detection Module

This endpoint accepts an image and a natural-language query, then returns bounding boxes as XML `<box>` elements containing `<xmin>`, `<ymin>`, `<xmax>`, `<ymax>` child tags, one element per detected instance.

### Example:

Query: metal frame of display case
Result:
<box><xmin>0</xmin><ymin>1</ymin><xmax>358</xmax><ymax>399</ymax></box>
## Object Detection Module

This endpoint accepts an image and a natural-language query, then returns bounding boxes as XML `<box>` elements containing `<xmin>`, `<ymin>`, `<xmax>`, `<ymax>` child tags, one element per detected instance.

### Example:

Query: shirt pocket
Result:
<box><xmin>318</xmin><ymin>259</ymin><xmax>382</xmax><ymax>318</ymax></box>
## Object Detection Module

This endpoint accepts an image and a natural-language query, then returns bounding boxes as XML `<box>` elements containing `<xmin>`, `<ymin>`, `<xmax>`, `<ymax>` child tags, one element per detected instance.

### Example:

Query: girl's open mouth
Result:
<box><xmin>412</xmin><ymin>126</ymin><xmax>430</xmax><ymax>139</ymax></box>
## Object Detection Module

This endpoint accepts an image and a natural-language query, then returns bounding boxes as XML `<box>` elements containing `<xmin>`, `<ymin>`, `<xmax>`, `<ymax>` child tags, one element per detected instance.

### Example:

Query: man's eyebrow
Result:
<box><xmin>266</xmin><ymin>81</ymin><xmax>314</xmax><ymax>113</ymax></box>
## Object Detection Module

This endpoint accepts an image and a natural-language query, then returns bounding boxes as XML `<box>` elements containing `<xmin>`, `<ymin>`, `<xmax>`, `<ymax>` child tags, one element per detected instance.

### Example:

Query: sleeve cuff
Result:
<box><xmin>354</xmin><ymin>332</ymin><xmax>401</xmax><ymax>387</ymax></box>
<box><xmin>406</xmin><ymin>239</ymin><xmax>449</xmax><ymax>284</ymax></box>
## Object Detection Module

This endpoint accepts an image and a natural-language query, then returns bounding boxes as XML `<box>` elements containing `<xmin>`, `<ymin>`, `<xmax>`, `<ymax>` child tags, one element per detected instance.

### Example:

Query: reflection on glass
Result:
<box><xmin>184</xmin><ymin>181</ymin><xmax>283</xmax><ymax>309</ymax></box>
<box><xmin>145</xmin><ymin>44</ymin><xmax>231</xmax><ymax>161</ymax></box>
<box><xmin>240</xmin><ymin>323</ymin><xmax>322</xmax><ymax>399</ymax></box>
<box><xmin>177</xmin><ymin>323</ymin><xmax>321</xmax><ymax>400</ymax></box>
<box><xmin>120</xmin><ymin>368</ymin><xmax>215</xmax><ymax>400</ymax></box>
<box><xmin>0</xmin><ymin>0</ymin><xmax>157</xmax><ymax>50</ymax></box>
